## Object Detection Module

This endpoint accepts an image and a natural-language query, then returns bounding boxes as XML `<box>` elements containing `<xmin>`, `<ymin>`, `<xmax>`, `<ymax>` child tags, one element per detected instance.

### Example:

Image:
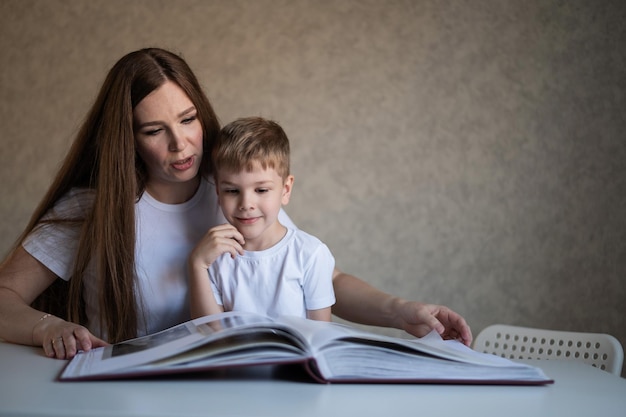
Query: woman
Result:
<box><xmin>0</xmin><ymin>48</ymin><xmax>471</xmax><ymax>359</ymax></box>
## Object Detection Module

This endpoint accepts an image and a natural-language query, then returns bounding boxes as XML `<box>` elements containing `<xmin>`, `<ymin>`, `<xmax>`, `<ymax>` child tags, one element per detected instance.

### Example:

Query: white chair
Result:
<box><xmin>473</xmin><ymin>324</ymin><xmax>624</xmax><ymax>375</ymax></box>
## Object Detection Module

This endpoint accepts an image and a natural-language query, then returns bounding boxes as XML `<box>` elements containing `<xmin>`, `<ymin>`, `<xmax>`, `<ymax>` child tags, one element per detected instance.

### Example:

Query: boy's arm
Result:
<box><xmin>188</xmin><ymin>224</ymin><xmax>244</xmax><ymax>318</ymax></box>
<box><xmin>306</xmin><ymin>307</ymin><xmax>332</xmax><ymax>321</ymax></box>
<box><xmin>188</xmin><ymin>263</ymin><xmax>224</xmax><ymax>318</ymax></box>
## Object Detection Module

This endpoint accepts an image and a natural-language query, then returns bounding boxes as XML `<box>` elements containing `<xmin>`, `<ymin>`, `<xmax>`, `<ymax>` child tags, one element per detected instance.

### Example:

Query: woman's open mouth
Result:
<box><xmin>171</xmin><ymin>156</ymin><xmax>194</xmax><ymax>171</ymax></box>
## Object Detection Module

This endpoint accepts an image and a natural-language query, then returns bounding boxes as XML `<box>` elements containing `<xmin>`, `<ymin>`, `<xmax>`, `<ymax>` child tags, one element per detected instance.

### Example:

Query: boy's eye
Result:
<box><xmin>256</xmin><ymin>188</ymin><xmax>269</xmax><ymax>193</ymax></box>
<box><xmin>224</xmin><ymin>189</ymin><xmax>239</xmax><ymax>194</ymax></box>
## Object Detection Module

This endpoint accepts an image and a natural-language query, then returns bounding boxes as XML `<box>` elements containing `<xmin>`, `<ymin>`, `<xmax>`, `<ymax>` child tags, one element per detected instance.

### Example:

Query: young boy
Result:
<box><xmin>189</xmin><ymin>117</ymin><xmax>335</xmax><ymax>321</ymax></box>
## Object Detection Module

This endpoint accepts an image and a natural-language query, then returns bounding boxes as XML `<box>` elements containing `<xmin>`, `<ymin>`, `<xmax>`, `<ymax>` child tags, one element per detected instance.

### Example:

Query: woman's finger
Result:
<box><xmin>51</xmin><ymin>336</ymin><xmax>66</xmax><ymax>358</ymax></box>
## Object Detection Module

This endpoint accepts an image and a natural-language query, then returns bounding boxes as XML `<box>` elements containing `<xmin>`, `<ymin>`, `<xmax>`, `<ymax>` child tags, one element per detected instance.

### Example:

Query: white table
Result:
<box><xmin>1</xmin><ymin>341</ymin><xmax>625</xmax><ymax>417</ymax></box>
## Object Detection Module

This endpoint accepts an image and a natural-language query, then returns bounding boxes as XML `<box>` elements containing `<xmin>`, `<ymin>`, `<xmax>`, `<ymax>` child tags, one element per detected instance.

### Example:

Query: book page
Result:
<box><xmin>61</xmin><ymin>312</ymin><xmax>305</xmax><ymax>379</ymax></box>
<box><xmin>275</xmin><ymin>317</ymin><xmax>550</xmax><ymax>383</ymax></box>
<box><xmin>280</xmin><ymin>316</ymin><xmax>529</xmax><ymax>368</ymax></box>
<box><xmin>61</xmin><ymin>320</ymin><xmax>207</xmax><ymax>378</ymax></box>
<box><xmin>149</xmin><ymin>329</ymin><xmax>305</xmax><ymax>367</ymax></box>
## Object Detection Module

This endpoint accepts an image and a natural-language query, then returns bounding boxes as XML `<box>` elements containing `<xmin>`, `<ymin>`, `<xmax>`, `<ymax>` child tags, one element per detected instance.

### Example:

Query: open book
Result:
<box><xmin>60</xmin><ymin>312</ymin><xmax>553</xmax><ymax>384</ymax></box>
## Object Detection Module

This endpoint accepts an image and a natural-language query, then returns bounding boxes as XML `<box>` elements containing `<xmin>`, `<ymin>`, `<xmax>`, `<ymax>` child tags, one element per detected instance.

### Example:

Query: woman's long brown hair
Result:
<box><xmin>14</xmin><ymin>48</ymin><xmax>219</xmax><ymax>343</ymax></box>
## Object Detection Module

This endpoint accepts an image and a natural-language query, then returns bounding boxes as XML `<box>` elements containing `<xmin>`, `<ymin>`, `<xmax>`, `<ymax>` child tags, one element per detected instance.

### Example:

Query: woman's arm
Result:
<box><xmin>331</xmin><ymin>268</ymin><xmax>473</xmax><ymax>346</ymax></box>
<box><xmin>0</xmin><ymin>247</ymin><xmax>107</xmax><ymax>358</ymax></box>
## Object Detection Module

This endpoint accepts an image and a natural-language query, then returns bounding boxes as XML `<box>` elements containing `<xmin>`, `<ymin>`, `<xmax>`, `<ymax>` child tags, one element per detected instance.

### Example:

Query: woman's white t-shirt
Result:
<box><xmin>22</xmin><ymin>178</ymin><xmax>295</xmax><ymax>339</ymax></box>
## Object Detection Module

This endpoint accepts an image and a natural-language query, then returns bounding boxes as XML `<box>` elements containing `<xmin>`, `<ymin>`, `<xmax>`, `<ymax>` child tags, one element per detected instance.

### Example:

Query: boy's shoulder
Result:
<box><xmin>287</xmin><ymin>227</ymin><xmax>330</xmax><ymax>253</ymax></box>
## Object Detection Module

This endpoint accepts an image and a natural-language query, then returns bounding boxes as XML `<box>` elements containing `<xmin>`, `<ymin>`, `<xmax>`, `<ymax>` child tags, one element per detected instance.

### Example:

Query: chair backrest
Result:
<box><xmin>473</xmin><ymin>324</ymin><xmax>624</xmax><ymax>375</ymax></box>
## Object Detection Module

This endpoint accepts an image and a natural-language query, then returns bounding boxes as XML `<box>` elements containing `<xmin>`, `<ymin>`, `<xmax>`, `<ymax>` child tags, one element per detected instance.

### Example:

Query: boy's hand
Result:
<box><xmin>190</xmin><ymin>223</ymin><xmax>245</xmax><ymax>269</ymax></box>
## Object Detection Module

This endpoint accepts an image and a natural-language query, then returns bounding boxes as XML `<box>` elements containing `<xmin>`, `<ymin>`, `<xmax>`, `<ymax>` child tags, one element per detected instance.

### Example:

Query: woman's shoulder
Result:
<box><xmin>44</xmin><ymin>188</ymin><xmax>95</xmax><ymax>220</ymax></box>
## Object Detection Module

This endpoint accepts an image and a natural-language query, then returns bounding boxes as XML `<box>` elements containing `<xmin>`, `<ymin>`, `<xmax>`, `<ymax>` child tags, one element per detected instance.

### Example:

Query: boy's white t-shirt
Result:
<box><xmin>22</xmin><ymin>178</ymin><xmax>297</xmax><ymax>339</ymax></box>
<box><xmin>209</xmin><ymin>227</ymin><xmax>336</xmax><ymax>318</ymax></box>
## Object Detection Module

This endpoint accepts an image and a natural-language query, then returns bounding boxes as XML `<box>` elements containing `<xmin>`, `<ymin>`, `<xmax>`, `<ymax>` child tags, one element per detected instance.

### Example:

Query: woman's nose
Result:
<box><xmin>168</xmin><ymin>129</ymin><xmax>187</xmax><ymax>152</ymax></box>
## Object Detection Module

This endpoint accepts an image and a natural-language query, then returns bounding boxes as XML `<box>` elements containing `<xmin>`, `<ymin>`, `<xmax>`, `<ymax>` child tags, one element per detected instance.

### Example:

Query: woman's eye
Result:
<box><xmin>144</xmin><ymin>128</ymin><xmax>162</xmax><ymax>136</ymax></box>
<box><xmin>225</xmin><ymin>189</ymin><xmax>239</xmax><ymax>194</ymax></box>
<box><xmin>182</xmin><ymin>115</ymin><xmax>197</xmax><ymax>124</ymax></box>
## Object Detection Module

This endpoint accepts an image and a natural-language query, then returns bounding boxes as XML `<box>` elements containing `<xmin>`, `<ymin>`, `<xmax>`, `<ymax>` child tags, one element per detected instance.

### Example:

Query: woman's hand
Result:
<box><xmin>33</xmin><ymin>315</ymin><xmax>108</xmax><ymax>359</ymax></box>
<box><xmin>397</xmin><ymin>301</ymin><xmax>473</xmax><ymax>346</ymax></box>
<box><xmin>1</xmin><ymin>247</ymin><xmax>107</xmax><ymax>358</ymax></box>
<box><xmin>331</xmin><ymin>270</ymin><xmax>473</xmax><ymax>346</ymax></box>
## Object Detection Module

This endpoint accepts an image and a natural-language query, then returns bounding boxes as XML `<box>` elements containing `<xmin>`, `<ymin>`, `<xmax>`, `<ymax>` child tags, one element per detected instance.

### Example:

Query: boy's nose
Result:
<box><xmin>239</xmin><ymin>193</ymin><xmax>254</xmax><ymax>210</ymax></box>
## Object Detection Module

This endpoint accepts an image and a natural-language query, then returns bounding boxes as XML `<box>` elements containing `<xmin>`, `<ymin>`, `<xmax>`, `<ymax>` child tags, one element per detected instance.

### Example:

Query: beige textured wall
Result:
<box><xmin>1</xmin><ymin>0</ymin><xmax>625</xmax><ymax>373</ymax></box>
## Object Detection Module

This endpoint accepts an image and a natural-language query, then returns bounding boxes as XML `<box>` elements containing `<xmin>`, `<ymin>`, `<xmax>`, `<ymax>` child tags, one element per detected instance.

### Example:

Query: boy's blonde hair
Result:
<box><xmin>213</xmin><ymin>117</ymin><xmax>291</xmax><ymax>180</ymax></box>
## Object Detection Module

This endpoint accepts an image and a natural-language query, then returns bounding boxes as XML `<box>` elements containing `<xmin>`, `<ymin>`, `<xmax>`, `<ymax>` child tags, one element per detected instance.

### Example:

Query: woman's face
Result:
<box><xmin>133</xmin><ymin>81</ymin><xmax>203</xmax><ymax>204</ymax></box>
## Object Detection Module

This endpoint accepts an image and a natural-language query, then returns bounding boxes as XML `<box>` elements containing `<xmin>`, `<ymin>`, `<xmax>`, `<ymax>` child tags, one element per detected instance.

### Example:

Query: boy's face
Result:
<box><xmin>216</xmin><ymin>162</ymin><xmax>294</xmax><ymax>251</ymax></box>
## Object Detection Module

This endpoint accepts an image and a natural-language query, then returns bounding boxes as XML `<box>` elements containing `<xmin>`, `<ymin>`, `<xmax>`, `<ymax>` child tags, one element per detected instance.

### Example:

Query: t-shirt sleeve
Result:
<box><xmin>22</xmin><ymin>189</ymin><xmax>92</xmax><ymax>281</ymax></box>
<box><xmin>303</xmin><ymin>243</ymin><xmax>336</xmax><ymax>311</ymax></box>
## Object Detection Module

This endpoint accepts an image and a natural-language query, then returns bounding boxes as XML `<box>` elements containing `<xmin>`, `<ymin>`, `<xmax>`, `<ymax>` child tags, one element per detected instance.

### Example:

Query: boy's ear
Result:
<box><xmin>281</xmin><ymin>175</ymin><xmax>295</xmax><ymax>205</ymax></box>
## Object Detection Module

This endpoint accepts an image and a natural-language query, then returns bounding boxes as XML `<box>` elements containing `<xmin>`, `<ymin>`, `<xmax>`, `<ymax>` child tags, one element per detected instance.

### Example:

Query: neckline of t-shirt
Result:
<box><xmin>140</xmin><ymin>179</ymin><xmax>207</xmax><ymax>212</ymax></box>
<box><xmin>241</xmin><ymin>227</ymin><xmax>295</xmax><ymax>259</ymax></box>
